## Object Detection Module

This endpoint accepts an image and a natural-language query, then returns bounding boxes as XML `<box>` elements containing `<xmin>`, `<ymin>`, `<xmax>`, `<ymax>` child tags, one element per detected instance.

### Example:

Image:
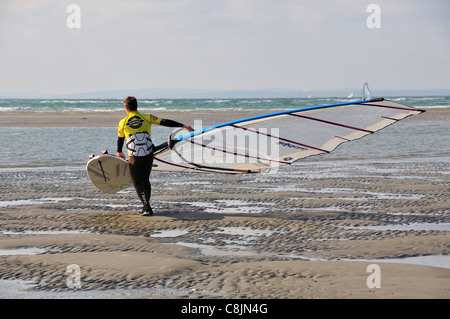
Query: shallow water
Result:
<box><xmin>0</xmin><ymin>279</ymin><xmax>195</xmax><ymax>299</ymax></box>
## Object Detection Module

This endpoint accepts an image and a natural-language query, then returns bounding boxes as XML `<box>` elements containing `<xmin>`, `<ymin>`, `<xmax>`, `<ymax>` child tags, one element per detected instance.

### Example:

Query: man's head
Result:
<box><xmin>123</xmin><ymin>96</ymin><xmax>138</xmax><ymax>112</ymax></box>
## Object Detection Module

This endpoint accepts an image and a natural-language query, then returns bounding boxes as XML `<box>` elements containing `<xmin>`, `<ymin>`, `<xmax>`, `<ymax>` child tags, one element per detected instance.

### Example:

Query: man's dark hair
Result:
<box><xmin>123</xmin><ymin>96</ymin><xmax>138</xmax><ymax>111</ymax></box>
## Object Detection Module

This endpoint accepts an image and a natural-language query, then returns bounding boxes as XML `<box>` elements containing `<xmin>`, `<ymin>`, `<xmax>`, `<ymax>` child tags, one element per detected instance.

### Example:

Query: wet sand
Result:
<box><xmin>0</xmin><ymin>106</ymin><xmax>448</xmax><ymax>128</ymax></box>
<box><xmin>0</xmin><ymin>108</ymin><xmax>449</xmax><ymax>299</ymax></box>
<box><xmin>0</xmin><ymin>110</ymin><xmax>262</xmax><ymax>128</ymax></box>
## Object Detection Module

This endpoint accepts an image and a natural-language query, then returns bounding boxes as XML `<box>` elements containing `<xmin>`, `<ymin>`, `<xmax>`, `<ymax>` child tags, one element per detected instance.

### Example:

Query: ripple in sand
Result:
<box><xmin>342</xmin><ymin>222</ymin><xmax>450</xmax><ymax>232</ymax></box>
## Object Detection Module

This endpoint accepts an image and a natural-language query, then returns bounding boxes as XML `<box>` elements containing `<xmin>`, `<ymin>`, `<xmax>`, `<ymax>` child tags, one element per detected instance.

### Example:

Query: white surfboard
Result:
<box><xmin>86</xmin><ymin>154</ymin><xmax>133</xmax><ymax>193</ymax></box>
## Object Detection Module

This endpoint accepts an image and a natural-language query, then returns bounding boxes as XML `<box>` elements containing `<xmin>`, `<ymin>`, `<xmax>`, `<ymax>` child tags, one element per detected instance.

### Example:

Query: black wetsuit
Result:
<box><xmin>117</xmin><ymin>115</ymin><xmax>184</xmax><ymax>214</ymax></box>
<box><xmin>127</xmin><ymin>153</ymin><xmax>154</xmax><ymax>212</ymax></box>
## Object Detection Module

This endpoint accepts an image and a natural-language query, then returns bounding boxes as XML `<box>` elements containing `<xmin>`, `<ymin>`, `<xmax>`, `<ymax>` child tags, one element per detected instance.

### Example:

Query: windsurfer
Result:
<box><xmin>117</xmin><ymin>96</ymin><xmax>193</xmax><ymax>216</ymax></box>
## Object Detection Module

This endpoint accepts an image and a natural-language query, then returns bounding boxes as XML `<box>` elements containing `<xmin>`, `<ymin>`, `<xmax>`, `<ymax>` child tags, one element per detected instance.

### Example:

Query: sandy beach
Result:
<box><xmin>0</xmin><ymin>108</ymin><xmax>449</xmax><ymax>299</ymax></box>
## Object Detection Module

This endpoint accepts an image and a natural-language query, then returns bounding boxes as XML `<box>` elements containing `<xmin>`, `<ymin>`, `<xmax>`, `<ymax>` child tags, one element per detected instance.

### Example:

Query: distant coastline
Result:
<box><xmin>2</xmin><ymin>88</ymin><xmax>450</xmax><ymax>99</ymax></box>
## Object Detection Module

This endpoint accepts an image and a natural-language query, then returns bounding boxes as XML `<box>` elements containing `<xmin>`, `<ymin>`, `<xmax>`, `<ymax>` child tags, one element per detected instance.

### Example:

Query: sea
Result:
<box><xmin>0</xmin><ymin>96</ymin><xmax>449</xmax><ymax>169</ymax></box>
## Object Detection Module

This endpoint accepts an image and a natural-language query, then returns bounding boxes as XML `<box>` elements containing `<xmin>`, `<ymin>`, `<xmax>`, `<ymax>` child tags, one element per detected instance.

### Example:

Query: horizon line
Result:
<box><xmin>1</xmin><ymin>87</ymin><xmax>450</xmax><ymax>99</ymax></box>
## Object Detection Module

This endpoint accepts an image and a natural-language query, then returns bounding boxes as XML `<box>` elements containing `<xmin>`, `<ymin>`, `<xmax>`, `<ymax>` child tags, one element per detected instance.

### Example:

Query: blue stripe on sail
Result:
<box><xmin>176</xmin><ymin>99</ymin><xmax>376</xmax><ymax>142</ymax></box>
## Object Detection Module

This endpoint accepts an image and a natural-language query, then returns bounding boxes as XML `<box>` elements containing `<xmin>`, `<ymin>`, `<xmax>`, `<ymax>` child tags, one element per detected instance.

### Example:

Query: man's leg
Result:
<box><xmin>129</xmin><ymin>156</ymin><xmax>151</xmax><ymax>215</ymax></box>
<box><xmin>142</xmin><ymin>153</ymin><xmax>154</xmax><ymax>209</ymax></box>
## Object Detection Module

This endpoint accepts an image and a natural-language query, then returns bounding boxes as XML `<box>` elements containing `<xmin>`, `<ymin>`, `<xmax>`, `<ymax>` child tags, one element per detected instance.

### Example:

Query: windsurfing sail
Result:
<box><xmin>152</xmin><ymin>98</ymin><xmax>424</xmax><ymax>174</ymax></box>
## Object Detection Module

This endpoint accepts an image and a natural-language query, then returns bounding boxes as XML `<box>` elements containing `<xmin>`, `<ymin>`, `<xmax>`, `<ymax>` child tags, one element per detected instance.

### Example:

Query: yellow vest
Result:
<box><xmin>118</xmin><ymin>111</ymin><xmax>162</xmax><ymax>140</ymax></box>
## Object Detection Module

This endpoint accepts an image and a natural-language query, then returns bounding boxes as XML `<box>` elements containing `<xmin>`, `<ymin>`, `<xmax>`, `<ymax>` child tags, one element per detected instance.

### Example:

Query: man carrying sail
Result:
<box><xmin>117</xmin><ymin>96</ymin><xmax>194</xmax><ymax>216</ymax></box>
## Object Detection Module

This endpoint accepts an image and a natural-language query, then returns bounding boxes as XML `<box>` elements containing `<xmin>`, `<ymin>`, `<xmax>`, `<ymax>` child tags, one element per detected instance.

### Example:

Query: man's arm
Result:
<box><xmin>160</xmin><ymin>119</ymin><xmax>194</xmax><ymax>132</ymax></box>
<box><xmin>117</xmin><ymin>136</ymin><xmax>125</xmax><ymax>159</ymax></box>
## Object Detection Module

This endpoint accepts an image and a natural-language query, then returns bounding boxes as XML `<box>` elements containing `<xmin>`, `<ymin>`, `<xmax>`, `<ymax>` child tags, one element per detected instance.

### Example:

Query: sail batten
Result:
<box><xmin>288</xmin><ymin>113</ymin><xmax>375</xmax><ymax>133</ymax></box>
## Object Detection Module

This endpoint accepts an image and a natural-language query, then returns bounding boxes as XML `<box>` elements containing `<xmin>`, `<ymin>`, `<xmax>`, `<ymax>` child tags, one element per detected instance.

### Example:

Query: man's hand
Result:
<box><xmin>117</xmin><ymin>152</ymin><xmax>126</xmax><ymax>159</ymax></box>
<box><xmin>183</xmin><ymin>124</ymin><xmax>194</xmax><ymax>132</ymax></box>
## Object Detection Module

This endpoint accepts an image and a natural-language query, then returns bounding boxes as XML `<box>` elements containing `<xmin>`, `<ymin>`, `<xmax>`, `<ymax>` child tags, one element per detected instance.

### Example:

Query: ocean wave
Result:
<box><xmin>418</xmin><ymin>104</ymin><xmax>450</xmax><ymax>109</ymax></box>
<box><xmin>139</xmin><ymin>100</ymin><xmax>170</xmax><ymax>104</ymax></box>
<box><xmin>0</xmin><ymin>106</ymin><xmax>124</xmax><ymax>113</ymax></box>
<box><xmin>137</xmin><ymin>106</ymin><xmax>168</xmax><ymax>111</ymax></box>
<box><xmin>0</xmin><ymin>106</ymin><xmax>36</xmax><ymax>111</ymax></box>
<box><xmin>1</xmin><ymin>97</ymin><xmax>449</xmax><ymax>114</ymax></box>
<box><xmin>203</xmin><ymin>99</ymin><xmax>232</xmax><ymax>103</ymax></box>
<box><xmin>2</xmin><ymin>105</ymin><xmax>448</xmax><ymax>114</ymax></box>
<box><xmin>39</xmin><ymin>100</ymin><xmax>118</xmax><ymax>104</ymax></box>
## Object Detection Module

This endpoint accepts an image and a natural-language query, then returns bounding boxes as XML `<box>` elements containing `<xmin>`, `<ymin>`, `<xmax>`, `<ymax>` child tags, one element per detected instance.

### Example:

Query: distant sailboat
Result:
<box><xmin>362</xmin><ymin>82</ymin><xmax>371</xmax><ymax>100</ymax></box>
<box><xmin>307</xmin><ymin>91</ymin><xmax>312</xmax><ymax>99</ymax></box>
<box><xmin>347</xmin><ymin>91</ymin><xmax>354</xmax><ymax>98</ymax></box>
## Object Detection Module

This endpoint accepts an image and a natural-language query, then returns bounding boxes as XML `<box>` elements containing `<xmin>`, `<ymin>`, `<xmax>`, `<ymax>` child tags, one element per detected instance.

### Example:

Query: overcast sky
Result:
<box><xmin>1</xmin><ymin>0</ymin><xmax>449</xmax><ymax>95</ymax></box>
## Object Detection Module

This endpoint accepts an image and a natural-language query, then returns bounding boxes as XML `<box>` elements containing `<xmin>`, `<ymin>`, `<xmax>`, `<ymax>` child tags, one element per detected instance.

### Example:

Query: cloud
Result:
<box><xmin>0</xmin><ymin>0</ymin><xmax>449</xmax><ymax>94</ymax></box>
